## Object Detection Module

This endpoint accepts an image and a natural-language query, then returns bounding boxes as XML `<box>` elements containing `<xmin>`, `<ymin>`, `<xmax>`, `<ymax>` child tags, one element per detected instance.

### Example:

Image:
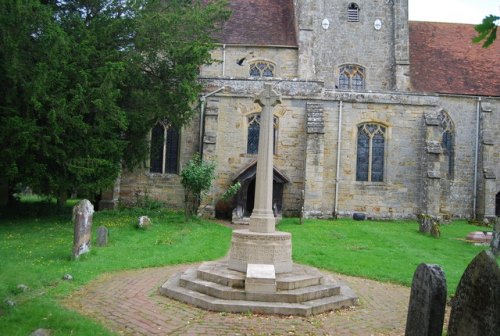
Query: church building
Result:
<box><xmin>101</xmin><ymin>0</ymin><xmax>500</xmax><ymax>222</ymax></box>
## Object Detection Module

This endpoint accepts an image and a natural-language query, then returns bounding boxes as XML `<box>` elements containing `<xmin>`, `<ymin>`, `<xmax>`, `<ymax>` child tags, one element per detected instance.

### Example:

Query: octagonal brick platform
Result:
<box><xmin>160</xmin><ymin>260</ymin><xmax>358</xmax><ymax>316</ymax></box>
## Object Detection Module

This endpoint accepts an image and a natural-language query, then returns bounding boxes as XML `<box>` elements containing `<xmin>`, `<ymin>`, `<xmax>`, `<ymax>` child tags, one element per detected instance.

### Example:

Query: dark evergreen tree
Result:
<box><xmin>0</xmin><ymin>0</ymin><xmax>230</xmax><ymax>205</ymax></box>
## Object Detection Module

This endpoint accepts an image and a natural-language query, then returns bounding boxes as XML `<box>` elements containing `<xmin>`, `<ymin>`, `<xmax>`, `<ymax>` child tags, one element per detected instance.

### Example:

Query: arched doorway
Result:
<box><xmin>232</xmin><ymin>160</ymin><xmax>290</xmax><ymax>223</ymax></box>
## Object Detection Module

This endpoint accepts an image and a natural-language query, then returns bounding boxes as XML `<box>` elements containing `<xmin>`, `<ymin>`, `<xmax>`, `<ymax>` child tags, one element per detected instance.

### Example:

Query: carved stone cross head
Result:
<box><xmin>255</xmin><ymin>83</ymin><xmax>281</xmax><ymax>108</ymax></box>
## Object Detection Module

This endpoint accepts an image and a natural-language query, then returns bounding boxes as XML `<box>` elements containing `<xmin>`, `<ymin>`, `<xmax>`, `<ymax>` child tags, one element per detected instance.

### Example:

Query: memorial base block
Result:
<box><xmin>228</xmin><ymin>229</ymin><xmax>292</xmax><ymax>274</ymax></box>
<box><xmin>246</xmin><ymin>264</ymin><xmax>276</xmax><ymax>293</ymax></box>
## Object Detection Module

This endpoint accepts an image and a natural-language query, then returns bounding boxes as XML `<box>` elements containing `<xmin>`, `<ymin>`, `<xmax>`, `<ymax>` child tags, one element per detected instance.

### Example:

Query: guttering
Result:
<box><xmin>334</xmin><ymin>100</ymin><xmax>343</xmax><ymax>217</ymax></box>
<box><xmin>199</xmin><ymin>87</ymin><xmax>225</xmax><ymax>160</ymax></box>
<box><xmin>472</xmin><ymin>97</ymin><xmax>481</xmax><ymax>219</ymax></box>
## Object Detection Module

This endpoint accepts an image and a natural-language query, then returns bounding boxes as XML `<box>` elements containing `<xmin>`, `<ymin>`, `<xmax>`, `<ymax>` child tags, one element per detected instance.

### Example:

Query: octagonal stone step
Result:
<box><xmin>160</xmin><ymin>270</ymin><xmax>358</xmax><ymax>317</ymax></box>
<box><xmin>180</xmin><ymin>267</ymin><xmax>341</xmax><ymax>303</ymax></box>
<box><xmin>197</xmin><ymin>261</ymin><xmax>325</xmax><ymax>290</ymax></box>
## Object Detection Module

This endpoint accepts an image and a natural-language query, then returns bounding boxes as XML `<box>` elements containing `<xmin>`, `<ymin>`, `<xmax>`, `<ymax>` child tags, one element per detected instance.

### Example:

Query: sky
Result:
<box><xmin>409</xmin><ymin>0</ymin><xmax>499</xmax><ymax>24</ymax></box>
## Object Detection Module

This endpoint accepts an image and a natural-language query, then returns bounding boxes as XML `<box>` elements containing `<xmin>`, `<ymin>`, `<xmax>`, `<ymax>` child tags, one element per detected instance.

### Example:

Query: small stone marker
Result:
<box><xmin>30</xmin><ymin>328</ymin><xmax>52</xmax><ymax>336</ymax></box>
<box><xmin>4</xmin><ymin>299</ymin><xmax>15</xmax><ymax>307</ymax></box>
<box><xmin>96</xmin><ymin>226</ymin><xmax>109</xmax><ymax>247</ymax></box>
<box><xmin>72</xmin><ymin>199</ymin><xmax>94</xmax><ymax>259</ymax></box>
<box><xmin>62</xmin><ymin>274</ymin><xmax>73</xmax><ymax>281</ymax></box>
<box><xmin>447</xmin><ymin>250</ymin><xmax>500</xmax><ymax>336</ymax></box>
<box><xmin>405</xmin><ymin>263</ymin><xmax>447</xmax><ymax>336</ymax></box>
<box><xmin>137</xmin><ymin>215</ymin><xmax>151</xmax><ymax>229</ymax></box>
<box><xmin>245</xmin><ymin>264</ymin><xmax>276</xmax><ymax>293</ymax></box>
<box><xmin>17</xmin><ymin>284</ymin><xmax>29</xmax><ymax>292</ymax></box>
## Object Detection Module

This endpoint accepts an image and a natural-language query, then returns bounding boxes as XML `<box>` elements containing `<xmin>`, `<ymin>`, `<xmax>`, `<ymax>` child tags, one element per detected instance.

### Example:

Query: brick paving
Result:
<box><xmin>61</xmin><ymin>261</ymin><xmax>449</xmax><ymax>336</ymax></box>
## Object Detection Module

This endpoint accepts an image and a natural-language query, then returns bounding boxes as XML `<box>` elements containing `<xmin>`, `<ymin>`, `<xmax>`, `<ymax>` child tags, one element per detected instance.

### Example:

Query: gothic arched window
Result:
<box><xmin>338</xmin><ymin>64</ymin><xmax>365</xmax><ymax>90</ymax></box>
<box><xmin>356</xmin><ymin>123</ymin><xmax>386</xmax><ymax>182</ymax></box>
<box><xmin>438</xmin><ymin>111</ymin><xmax>455</xmax><ymax>179</ymax></box>
<box><xmin>249</xmin><ymin>61</ymin><xmax>275</xmax><ymax>78</ymax></box>
<box><xmin>247</xmin><ymin>114</ymin><xmax>278</xmax><ymax>154</ymax></box>
<box><xmin>348</xmin><ymin>3</ymin><xmax>360</xmax><ymax>22</ymax></box>
<box><xmin>149</xmin><ymin>120</ymin><xmax>180</xmax><ymax>174</ymax></box>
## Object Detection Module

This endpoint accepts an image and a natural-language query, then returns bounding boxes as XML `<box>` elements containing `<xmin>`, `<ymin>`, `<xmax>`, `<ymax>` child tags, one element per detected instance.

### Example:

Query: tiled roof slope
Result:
<box><xmin>410</xmin><ymin>21</ymin><xmax>500</xmax><ymax>97</ymax></box>
<box><xmin>218</xmin><ymin>0</ymin><xmax>297</xmax><ymax>46</ymax></box>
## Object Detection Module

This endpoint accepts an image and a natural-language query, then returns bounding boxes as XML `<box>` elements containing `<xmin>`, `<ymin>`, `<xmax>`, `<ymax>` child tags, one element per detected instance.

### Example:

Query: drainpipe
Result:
<box><xmin>334</xmin><ymin>100</ymin><xmax>343</xmax><ymax>217</ymax></box>
<box><xmin>222</xmin><ymin>44</ymin><xmax>226</xmax><ymax>77</ymax></box>
<box><xmin>199</xmin><ymin>87</ymin><xmax>225</xmax><ymax>160</ymax></box>
<box><xmin>472</xmin><ymin>97</ymin><xmax>481</xmax><ymax>219</ymax></box>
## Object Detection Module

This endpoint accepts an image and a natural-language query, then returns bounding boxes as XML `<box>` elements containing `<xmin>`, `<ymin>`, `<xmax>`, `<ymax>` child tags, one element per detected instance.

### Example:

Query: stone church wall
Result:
<box><xmin>202</xmin><ymin>46</ymin><xmax>298</xmax><ymax>79</ymax></box>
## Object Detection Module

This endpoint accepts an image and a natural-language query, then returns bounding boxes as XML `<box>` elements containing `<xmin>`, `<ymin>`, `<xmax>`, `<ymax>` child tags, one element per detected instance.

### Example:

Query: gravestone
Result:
<box><xmin>405</xmin><ymin>263</ymin><xmax>447</xmax><ymax>336</ymax></box>
<box><xmin>417</xmin><ymin>214</ymin><xmax>438</xmax><ymax>234</ymax></box>
<box><xmin>96</xmin><ymin>226</ymin><xmax>108</xmax><ymax>247</ymax></box>
<box><xmin>491</xmin><ymin>218</ymin><xmax>500</xmax><ymax>256</ymax></box>
<box><xmin>447</xmin><ymin>250</ymin><xmax>500</xmax><ymax>336</ymax></box>
<box><xmin>72</xmin><ymin>199</ymin><xmax>94</xmax><ymax>259</ymax></box>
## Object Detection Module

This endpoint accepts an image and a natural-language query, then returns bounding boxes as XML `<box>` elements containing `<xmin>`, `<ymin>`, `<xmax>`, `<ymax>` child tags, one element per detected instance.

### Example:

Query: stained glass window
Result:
<box><xmin>338</xmin><ymin>65</ymin><xmax>365</xmax><ymax>91</ymax></box>
<box><xmin>249</xmin><ymin>61</ymin><xmax>275</xmax><ymax>78</ymax></box>
<box><xmin>150</xmin><ymin>123</ymin><xmax>165</xmax><ymax>173</ymax></box>
<box><xmin>247</xmin><ymin>114</ymin><xmax>278</xmax><ymax>154</ymax></box>
<box><xmin>149</xmin><ymin>121</ymin><xmax>180</xmax><ymax>174</ymax></box>
<box><xmin>439</xmin><ymin>111</ymin><xmax>455</xmax><ymax>179</ymax></box>
<box><xmin>356</xmin><ymin>124</ymin><xmax>386</xmax><ymax>182</ymax></box>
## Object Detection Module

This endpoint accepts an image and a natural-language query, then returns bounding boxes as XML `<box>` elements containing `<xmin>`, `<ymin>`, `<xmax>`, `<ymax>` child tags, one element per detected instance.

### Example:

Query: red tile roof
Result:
<box><xmin>410</xmin><ymin>21</ymin><xmax>500</xmax><ymax>97</ymax></box>
<box><xmin>218</xmin><ymin>0</ymin><xmax>297</xmax><ymax>47</ymax></box>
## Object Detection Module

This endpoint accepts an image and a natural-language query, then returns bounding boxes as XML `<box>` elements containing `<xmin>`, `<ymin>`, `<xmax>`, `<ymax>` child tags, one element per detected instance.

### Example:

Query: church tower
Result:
<box><xmin>295</xmin><ymin>0</ymin><xmax>410</xmax><ymax>91</ymax></box>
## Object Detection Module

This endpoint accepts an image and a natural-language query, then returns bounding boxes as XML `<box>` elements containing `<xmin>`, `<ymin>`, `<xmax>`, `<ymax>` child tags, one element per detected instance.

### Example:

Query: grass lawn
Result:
<box><xmin>0</xmin><ymin>200</ymin><xmax>497</xmax><ymax>335</ymax></box>
<box><xmin>279</xmin><ymin>218</ymin><xmax>497</xmax><ymax>294</ymax></box>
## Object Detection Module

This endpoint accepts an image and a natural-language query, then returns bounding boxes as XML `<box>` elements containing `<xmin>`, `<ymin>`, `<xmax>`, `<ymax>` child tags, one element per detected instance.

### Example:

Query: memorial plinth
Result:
<box><xmin>229</xmin><ymin>230</ymin><xmax>292</xmax><ymax>273</ymax></box>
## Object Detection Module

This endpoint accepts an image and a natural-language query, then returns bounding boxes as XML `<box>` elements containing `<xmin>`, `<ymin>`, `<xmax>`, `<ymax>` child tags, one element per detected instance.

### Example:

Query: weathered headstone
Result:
<box><xmin>417</xmin><ymin>214</ymin><xmax>438</xmax><ymax>234</ymax></box>
<box><xmin>72</xmin><ymin>199</ymin><xmax>94</xmax><ymax>259</ymax></box>
<box><xmin>491</xmin><ymin>218</ymin><xmax>500</xmax><ymax>256</ymax></box>
<box><xmin>447</xmin><ymin>250</ymin><xmax>500</xmax><ymax>336</ymax></box>
<box><xmin>96</xmin><ymin>226</ymin><xmax>109</xmax><ymax>247</ymax></box>
<box><xmin>405</xmin><ymin>263</ymin><xmax>447</xmax><ymax>336</ymax></box>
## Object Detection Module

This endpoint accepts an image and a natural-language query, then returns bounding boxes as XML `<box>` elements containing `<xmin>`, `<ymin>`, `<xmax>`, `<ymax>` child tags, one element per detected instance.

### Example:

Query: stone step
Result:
<box><xmin>197</xmin><ymin>261</ymin><xmax>324</xmax><ymax>290</ymax></box>
<box><xmin>180</xmin><ymin>268</ymin><xmax>341</xmax><ymax>303</ymax></box>
<box><xmin>160</xmin><ymin>271</ymin><xmax>358</xmax><ymax>317</ymax></box>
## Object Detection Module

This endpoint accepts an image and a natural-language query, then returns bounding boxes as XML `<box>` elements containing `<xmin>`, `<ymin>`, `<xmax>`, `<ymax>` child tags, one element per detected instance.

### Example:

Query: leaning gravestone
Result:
<box><xmin>447</xmin><ymin>250</ymin><xmax>500</xmax><ymax>336</ymax></box>
<box><xmin>96</xmin><ymin>226</ymin><xmax>108</xmax><ymax>247</ymax></box>
<box><xmin>72</xmin><ymin>199</ymin><xmax>94</xmax><ymax>259</ymax></box>
<box><xmin>405</xmin><ymin>263</ymin><xmax>447</xmax><ymax>336</ymax></box>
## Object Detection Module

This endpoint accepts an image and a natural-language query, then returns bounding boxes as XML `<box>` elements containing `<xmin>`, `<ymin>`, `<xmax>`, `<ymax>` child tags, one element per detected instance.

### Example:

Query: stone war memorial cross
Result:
<box><xmin>160</xmin><ymin>84</ymin><xmax>358</xmax><ymax>316</ymax></box>
<box><xmin>228</xmin><ymin>83</ymin><xmax>293</xmax><ymax>274</ymax></box>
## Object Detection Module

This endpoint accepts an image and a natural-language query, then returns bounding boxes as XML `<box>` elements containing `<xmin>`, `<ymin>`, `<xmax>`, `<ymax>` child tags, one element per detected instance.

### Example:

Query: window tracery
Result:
<box><xmin>356</xmin><ymin>123</ymin><xmax>386</xmax><ymax>182</ymax></box>
<box><xmin>150</xmin><ymin>120</ymin><xmax>179</xmax><ymax>174</ymax></box>
<box><xmin>247</xmin><ymin>114</ymin><xmax>278</xmax><ymax>154</ymax></box>
<box><xmin>249</xmin><ymin>61</ymin><xmax>275</xmax><ymax>78</ymax></box>
<box><xmin>338</xmin><ymin>64</ymin><xmax>365</xmax><ymax>90</ymax></box>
